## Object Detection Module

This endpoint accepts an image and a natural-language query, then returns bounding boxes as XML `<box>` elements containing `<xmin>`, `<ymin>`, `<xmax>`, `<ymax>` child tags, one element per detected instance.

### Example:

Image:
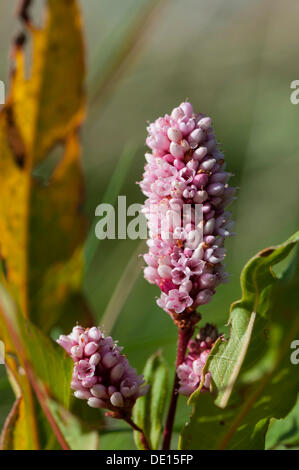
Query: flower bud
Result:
<box><xmin>167</xmin><ymin>127</ymin><xmax>182</xmax><ymax>142</ymax></box>
<box><xmin>110</xmin><ymin>391</ymin><xmax>124</xmax><ymax>408</ymax></box>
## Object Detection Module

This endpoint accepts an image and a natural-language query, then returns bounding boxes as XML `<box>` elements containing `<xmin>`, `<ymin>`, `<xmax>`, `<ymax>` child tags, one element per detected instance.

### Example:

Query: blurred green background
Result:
<box><xmin>0</xmin><ymin>0</ymin><xmax>298</xmax><ymax>449</ymax></box>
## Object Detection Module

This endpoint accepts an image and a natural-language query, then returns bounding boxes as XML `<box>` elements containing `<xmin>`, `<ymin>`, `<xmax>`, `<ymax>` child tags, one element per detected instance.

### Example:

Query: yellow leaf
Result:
<box><xmin>0</xmin><ymin>0</ymin><xmax>93</xmax><ymax>449</ymax></box>
<box><xmin>0</xmin><ymin>0</ymin><xmax>90</xmax><ymax>329</ymax></box>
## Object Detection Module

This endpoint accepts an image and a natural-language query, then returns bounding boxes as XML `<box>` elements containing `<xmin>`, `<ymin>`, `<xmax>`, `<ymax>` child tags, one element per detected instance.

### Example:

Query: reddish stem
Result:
<box><xmin>123</xmin><ymin>415</ymin><xmax>151</xmax><ymax>450</ymax></box>
<box><xmin>162</xmin><ymin>325</ymin><xmax>194</xmax><ymax>450</ymax></box>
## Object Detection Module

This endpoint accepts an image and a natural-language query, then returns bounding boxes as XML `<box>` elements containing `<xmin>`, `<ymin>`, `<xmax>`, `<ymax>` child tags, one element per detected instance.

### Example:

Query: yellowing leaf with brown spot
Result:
<box><xmin>0</xmin><ymin>0</ymin><xmax>91</xmax><ymax>330</ymax></box>
<box><xmin>0</xmin><ymin>0</ymin><xmax>93</xmax><ymax>449</ymax></box>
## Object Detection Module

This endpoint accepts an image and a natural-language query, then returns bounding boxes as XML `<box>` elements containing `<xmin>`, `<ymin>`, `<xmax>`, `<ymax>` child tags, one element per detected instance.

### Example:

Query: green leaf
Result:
<box><xmin>266</xmin><ymin>395</ymin><xmax>299</xmax><ymax>449</ymax></box>
<box><xmin>0</xmin><ymin>0</ymin><xmax>91</xmax><ymax>333</ymax></box>
<box><xmin>0</xmin><ymin>283</ymin><xmax>73</xmax><ymax>449</ymax></box>
<box><xmin>46</xmin><ymin>399</ymin><xmax>100</xmax><ymax>450</ymax></box>
<box><xmin>0</xmin><ymin>0</ymin><xmax>95</xmax><ymax>448</ymax></box>
<box><xmin>0</xmin><ymin>284</ymin><xmax>73</xmax><ymax>407</ymax></box>
<box><xmin>99</xmin><ymin>429</ymin><xmax>134</xmax><ymax>451</ymax></box>
<box><xmin>133</xmin><ymin>350</ymin><xmax>168</xmax><ymax>450</ymax></box>
<box><xmin>179</xmin><ymin>231</ymin><xmax>299</xmax><ymax>450</ymax></box>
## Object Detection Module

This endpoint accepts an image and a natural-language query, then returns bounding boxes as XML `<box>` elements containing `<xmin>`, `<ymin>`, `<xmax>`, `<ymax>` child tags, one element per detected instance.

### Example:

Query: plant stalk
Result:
<box><xmin>123</xmin><ymin>415</ymin><xmax>151</xmax><ymax>450</ymax></box>
<box><xmin>162</xmin><ymin>325</ymin><xmax>194</xmax><ymax>450</ymax></box>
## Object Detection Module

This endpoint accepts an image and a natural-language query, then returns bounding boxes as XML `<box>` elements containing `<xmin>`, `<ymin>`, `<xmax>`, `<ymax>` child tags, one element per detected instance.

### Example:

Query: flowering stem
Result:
<box><xmin>123</xmin><ymin>415</ymin><xmax>151</xmax><ymax>450</ymax></box>
<box><xmin>162</xmin><ymin>324</ymin><xmax>194</xmax><ymax>450</ymax></box>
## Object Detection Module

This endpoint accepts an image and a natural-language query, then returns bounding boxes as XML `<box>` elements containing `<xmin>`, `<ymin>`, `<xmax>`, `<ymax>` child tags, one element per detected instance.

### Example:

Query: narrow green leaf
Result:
<box><xmin>0</xmin><ymin>283</ymin><xmax>74</xmax><ymax>448</ymax></box>
<box><xmin>133</xmin><ymin>351</ymin><xmax>168</xmax><ymax>450</ymax></box>
<box><xmin>88</xmin><ymin>0</ymin><xmax>166</xmax><ymax>108</ymax></box>
<box><xmin>100</xmin><ymin>240</ymin><xmax>145</xmax><ymax>334</ymax></box>
<box><xmin>84</xmin><ymin>145</ymin><xmax>137</xmax><ymax>273</ymax></box>
<box><xmin>0</xmin><ymin>284</ymin><xmax>73</xmax><ymax>408</ymax></box>
<box><xmin>180</xmin><ymin>231</ymin><xmax>299</xmax><ymax>450</ymax></box>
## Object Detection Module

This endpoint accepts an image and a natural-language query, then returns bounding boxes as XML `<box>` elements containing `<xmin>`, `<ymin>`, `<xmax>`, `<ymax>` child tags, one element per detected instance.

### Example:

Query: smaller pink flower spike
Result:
<box><xmin>177</xmin><ymin>323</ymin><xmax>220</xmax><ymax>396</ymax></box>
<box><xmin>57</xmin><ymin>326</ymin><xmax>149</xmax><ymax>417</ymax></box>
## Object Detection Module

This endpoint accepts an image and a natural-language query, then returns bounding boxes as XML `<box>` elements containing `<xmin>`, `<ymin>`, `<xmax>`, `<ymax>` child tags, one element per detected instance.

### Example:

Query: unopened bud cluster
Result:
<box><xmin>57</xmin><ymin>326</ymin><xmax>148</xmax><ymax>415</ymax></box>
<box><xmin>177</xmin><ymin>323</ymin><xmax>220</xmax><ymax>395</ymax></box>
<box><xmin>140</xmin><ymin>102</ymin><xmax>235</xmax><ymax>316</ymax></box>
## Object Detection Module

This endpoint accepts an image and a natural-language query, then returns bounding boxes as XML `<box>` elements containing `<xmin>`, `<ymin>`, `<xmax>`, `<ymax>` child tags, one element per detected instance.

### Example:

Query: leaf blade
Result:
<box><xmin>133</xmin><ymin>351</ymin><xmax>168</xmax><ymax>450</ymax></box>
<box><xmin>180</xmin><ymin>231</ymin><xmax>299</xmax><ymax>450</ymax></box>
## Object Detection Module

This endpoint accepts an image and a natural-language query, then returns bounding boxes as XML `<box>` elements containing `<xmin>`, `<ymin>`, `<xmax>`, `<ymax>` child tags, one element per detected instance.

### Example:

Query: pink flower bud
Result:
<box><xmin>91</xmin><ymin>384</ymin><xmax>108</xmax><ymax>399</ymax></box>
<box><xmin>70</xmin><ymin>345</ymin><xmax>83</xmax><ymax>359</ymax></box>
<box><xmin>157</xmin><ymin>264</ymin><xmax>172</xmax><ymax>279</ymax></box>
<box><xmin>199</xmin><ymin>159</ymin><xmax>216</xmax><ymax>171</ymax></box>
<box><xmin>174</xmin><ymin>159</ymin><xmax>185</xmax><ymax>170</ymax></box>
<box><xmin>199</xmin><ymin>273</ymin><xmax>217</xmax><ymax>288</ymax></box>
<box><xmin>57</xmin><ymin>335</ymin><xmax>75</xmax><ymax>355</ymax></box>
<box><xmin>170</xmin><ymin>142</ymin><xmax>184</xmax><ymax>159</ymax></box>
<box><xmin>110</xmin><ymin>392</ymin><xmax>124</xmax><ymax>408</ymax></box>
<box><xmin>195</xmin><ymin>289</ymin><xmax>213</xmax><ymax>306</ymax></box>
<box><xmin>167</xmin><ymin>127</ymin><xmax>182</xmax><ymax>142</ymax></box>
<box><xmin>180</xmin><ymin>102</ymin><xmax>194</xmax><ymax>117</ymax></box>
<box><xmin>74</xmin><ymin>390</ymin><xmax>92</xmax><ymax>400</ymax></box>
<box><xmin>198</xmin><ymin>117</ymin><xmax>212</xmax><ymax>129</ymax></box>
<box><xmin>171</xmin><ymin>107</ymin><xmax>184</xmax><ymax>120</ymax></box>
<box><xmin>108</xmin><ymin>385</ymin><xmax>117</xmax><ymax>395</ymax></box>
<box><xmin>193</xmin><ymin>173</ymin><xmax>209</xmax><ymax>188</ymax></box>
<box><xmin>188</xmin><ymin>128</ymin><xmax>204</xmax><ymax>147</ymax></box>
<box><xmin>84</xmin><ymin>341</ymin><xmax>99</xmax><ymax>356</ymax></box>
<box><xmin>206</xmin><ymin>183</ymin><xmax>225</xmax><ymax>196</ymax></box>
<box><xmin>193</xmin><ymin>146</ymin><xmax>207</xmax><ymax>161</ymax></box>
<box><xmin>89</xmin><ymin>352</ymin><xmax>101</xmax><ymax>366</ymax></box>
<box><xmin>87</xmin><ymin>397</ymin><xmax>106</xmax><ymax>409</ymax></box>
<box><xmin>111</xmin><ymin>363</ymin><xmax>124</xmax><ymax>382</ymax></box>
<box><xmin>102</xmin><ymin>352</ymin><xmax>118</xmax><ymax>369</ymax></box>
<box><xmin>120</xmin><ymin>378</ymin><xmax>138</xmax><ymax>398</ymax></box>
<box><xmin>144</xmin><ymin>266</ymin><xmax>159</xmax><ymax>284</ymax></box>
<box><xmin>88</xmin><ymin>327</ymin><xmax>102</xmax><ymax>342</ymax></box>
<box><xmin>81</xmin><ymin>376</ymin><xmax>97</xmax><ymax>388</ymax></box>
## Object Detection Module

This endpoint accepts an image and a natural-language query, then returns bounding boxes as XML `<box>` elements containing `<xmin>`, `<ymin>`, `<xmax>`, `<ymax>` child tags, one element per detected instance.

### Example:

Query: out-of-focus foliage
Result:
<box><xmin>45</xmin><ymin>399</ymin><xmax>100</xmax><ymax>450</ymax></box>
<box><xmin>266</xmin><ymin>398</ymin><xmax>299</xmax><ymax>449</ymax></box>
<box><xmin>0</xmin><ymin>283</ymin><xmax>74</xmax><ymax>449</ymax></box>
<box><xmin>179</xmin><ymin>232</ymin><xmax>299</xmax><ymax>449</ymax></box>
<box><xmin>0</xmin><ymin>0</ymin><xmax>168</xmax><ymax>450</ymax></box>
<box><xmin>0</xmin><ymin>0</ymin><xmax>89</xmax><ymax>333</ymax></box>
<box><xmin>0</xmin><ymin>0</ymin><xmax>92</xmax><ymax>449</ymax></box>
<box><xmin>133</xmin><ymin>350</ymin><xmax>168</xmax><ymax>450</ymax></box>
<box><xmin>0</xmin><ymin>282</ymin><xmax>98</xmax><ymax>450</ymax></box>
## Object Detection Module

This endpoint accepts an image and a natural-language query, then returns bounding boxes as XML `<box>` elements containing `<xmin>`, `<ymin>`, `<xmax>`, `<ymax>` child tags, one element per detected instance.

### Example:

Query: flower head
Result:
<box><xmin>177</xmin><ymin>323</ymin><xmax>220</xmax><ymax>396</ymax></box>
<box><xmin>140</xmin><ymin>102</ymin><xmax>235</xmax><ymax>317</ymax></box>
<box><xmin>57</xmin><ymin>326</ymin><xmax>148</xmax><ymax>416</ymax></box>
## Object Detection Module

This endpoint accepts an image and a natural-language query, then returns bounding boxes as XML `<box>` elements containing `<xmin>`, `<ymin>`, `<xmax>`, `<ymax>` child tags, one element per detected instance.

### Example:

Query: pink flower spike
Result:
<box><xmin>141</xmin><ymin>102</ymin><xmax>236</xmax><ymax>318</ymax></box>
<box><xmin>57</xmin><ymin>326</ymin><xmax>148</xmax><ymax>416</ymax></box>
<box><xmin>177</xmin><ymin>324</ymin><xmax>220</xmax><ymax>396</ymax></box>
